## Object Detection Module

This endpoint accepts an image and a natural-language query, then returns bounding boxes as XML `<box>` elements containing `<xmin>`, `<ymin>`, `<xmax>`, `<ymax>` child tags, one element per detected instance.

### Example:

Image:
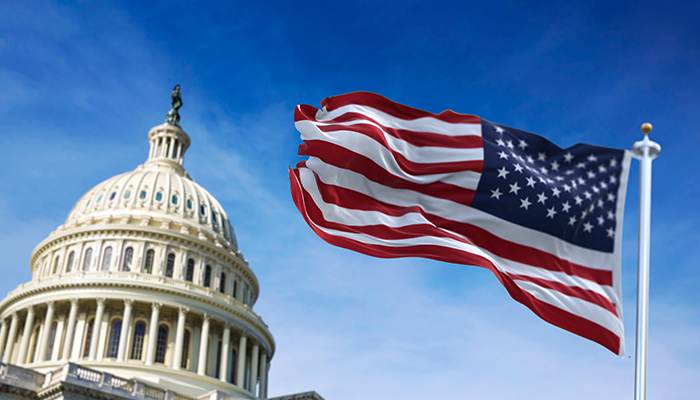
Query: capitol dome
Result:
<box><xmin>0</xmin><ymin>99</ymin><xmax>274</xmax><ymax>399</ymax></box>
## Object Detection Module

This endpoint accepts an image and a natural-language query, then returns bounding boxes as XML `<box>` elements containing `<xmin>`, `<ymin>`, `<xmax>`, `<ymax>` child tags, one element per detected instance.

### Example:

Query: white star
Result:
<box><xmin>562</xmin><ymin>202</ymin><xmax>571</xmax><ymax>213</ymax></box>
<box><xmin>498</xmin><ymin>151</ymin><xmax>509</xmax><ymax>160</ymax></box>
<box><xmin>574</xmin><ymin>196</ymin><xmax>583</xmax><ymax>205</ymax></box>
<box><xmin>520</xmin><ymin>197</ymin><xmax>532</xmax><ymax>210</ymax></box>
<box><xmin>588</xmin><ymin>204</ymin><xmax>595</xmax><ymax>212</ymax></box>
<box><xmin>494</xmin><ymin>126</ymin><xmax>505</xmax><ymax>134</ymax></box>
<box><xmin>526</xmin><ymin>155</ymin><xmax>535</xmax><ymax>164</ymax></box>
<box><xmin>607</xmin><ymin>210</ymin><xmax>614</xmax><ymax>220</ymax></box>
<box><xmin>537</xmin><ymin>192</ymin><xmax>548</xmax><ymax>204</ymax></box>
<box><xmin>600</xmin><ymin>181</ymin><xmax>608</xmax><ymax>189</ymax></box>
<box><xmin>607</xmin><ymin>227</ymin><xmax>615</xmax><ymax>238</ymax></box>
<box><xmin>568</xmin><ymin>216</ymin><xmax>577</xmax><ymax>226</ymax></box>
<box><xmin>513</xmin><ymin>163</ymin><xmax>524</xmax><ymax>173</ymax></box>
<box><xmin>587</xmin><ymin>170</ymin><xmax>596</xmax><ymax>179</ymax></box>
<box><xmin>506</xmin><ymin>140</ymin><xmax>514</xmax><ymax>149</ymax></box>
<box><xmin>518</xmin><ymin>140</ymin><xmax>528</xmax><ymax>150</ymax></box>
<box><xmin>538</xmin><ymin>152</ymin><xmax>547</xmax><ymax>161</ymax></box>
<box><xmin>563</xmin><ymin>184</ymin><xmax>572</xmax><ymax>192</ymax></box>
<box><xmin>610</xmin><ymin>158</ymin><xmax>618</xmax><ymax>167</ymax></box>
<box><xmin>597</xmin><ymin>216</ymin><xmax>605</xmax><ymax>226</ymax></box>
<box><xmin>583</xmin><ymin>222</ymin><xmax>593</xmax><ymax>232</ymax></box>
<box><xmin>509</xmin><ymin>182</ymin><xmax>522</xmax><ymax>195</ymax></box>
<box><xmin>571</xmin><ymin>180</ymin><xmax>578</xmax><ymax>189</ymax></box>
<box><xmin>526</xmin><ymin>176</ymin><xmax>536</xmax><ymax>188</ymax></box>
<box><xmin>551</xmin><ymin>187</ymin><xmax>561</xmax><ymax>197</ymax></box>
<box><xmin>591</xmin><ymin>185</ymin><xmax>600</xmax><ymax>193</ymax></box>
<box><xmin>491</xmin><ymin>187</ymin><xmax>503</xmax><ymax>200</ymax></box>
<box><xmin>497</xmin><ymin>166</ymin><xmax>510</xmax><ymax>179</ymax></box>
<box><xmin>564</xmin><ymin>169</ymin><xmax>574</xmax><ymax>176</ymax></box>
<box><xmin>597</xmin><ymin>199</ymin><xmax>604</xmax><ymax>208</ymax></box>
<box><xmin>538</xmin><ymin>177</ymin><xmax>547</xmax><ymax>184</ymax></box>
<box><xmin>555</xmin><ymin>176</ymin><xmax>564</xmax><ymax>181</ymax></box>
<box><xmin>577</xmin><ymin>177</ymin><xmax>585</xmax><ymax>185</ymax></box>
<box><xmin>550</xmin><ymin>160</ymin><xmax>560</xmax><ymax>171</ymax></box>
<box><xmin>540</xmin><ymin>166</ymin><xmax>548</xmax><ymax>174</ymax></box>
<box><xmin>546</xmin><ymin>207</ymin><xmax>557</xmax><ymax>219</ymax></box>
<box><xmin>563</xmin><ymin>153</ymin><xmax>574</xmax><ymax>163</ymax></box>
<box><xmin>598</xmin><ymin>165</ymin><xmax>607</xmax><ymax>173</ymax></box>
<box><xmin>607</xmin><ymin>193</ymin><xmax>616</xmax><ymax>202</ymax></box>
<box><xmin>587</xmin><ymin>154</ymin><xmax>598</xmax><ymax>162</ymax></box>
<box><xmin>577</xmin><ymin>162</ymin><xmax>586</xmax><ymax>169</ymax></box>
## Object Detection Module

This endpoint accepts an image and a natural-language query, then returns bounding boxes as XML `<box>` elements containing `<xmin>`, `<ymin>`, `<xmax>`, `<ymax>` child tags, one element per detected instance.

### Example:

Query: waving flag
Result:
<box><xmin>290</xmin><ymin>92</ymin><xmax>630</xmax><ymax>355</ymax></box>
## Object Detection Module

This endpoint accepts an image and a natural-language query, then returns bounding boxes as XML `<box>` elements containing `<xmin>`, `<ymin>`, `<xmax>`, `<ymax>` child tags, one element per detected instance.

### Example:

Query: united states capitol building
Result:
<box><xmin>0</xmin><ymin>91</ymin><xmax>324</xmax><ymax>400</ymax></box>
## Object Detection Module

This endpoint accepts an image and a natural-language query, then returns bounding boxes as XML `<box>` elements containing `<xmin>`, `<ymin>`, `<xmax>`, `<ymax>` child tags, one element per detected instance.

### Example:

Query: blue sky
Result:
<box><xmin>1</xmin><ymin>1</ymin><xmax>699</xmax><ymax>399</ymax></box>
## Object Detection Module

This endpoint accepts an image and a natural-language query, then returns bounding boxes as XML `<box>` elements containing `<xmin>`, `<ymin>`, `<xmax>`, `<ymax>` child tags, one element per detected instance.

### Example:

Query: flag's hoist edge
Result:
<box><xmin>290</xmin><ymin>91</ymin><xmax>629</xmax><ymax>356</ymax></box>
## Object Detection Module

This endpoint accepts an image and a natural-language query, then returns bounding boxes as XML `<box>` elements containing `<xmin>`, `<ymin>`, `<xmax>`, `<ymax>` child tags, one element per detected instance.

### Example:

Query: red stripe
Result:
<box><xmin>290</xmin><ymin>167</ymin><xmax>621</xmax><ymax>355</ymax></box>
<box><xmin>506</xmin><ymin>273</ymin><xmax>618</xmax><ymax>317</ymax></box>
<box><xmin>296</xmin><ymin>105</ymin><xmax>482</xmax><ymax>149</ymax></box>
<box><xmin>318</xmin><ymin>92</ymin><xmax>482</xmax><ymax>125</ymax></box>
<box><xmin>298</xmin><ymin>141</ymin><xmax>478</xmax><ymax>206</ymax></box>
<box><xmin>301</xmin><ymin>167</ymin><xmax>612</xmax><ymax>286</ymax></box>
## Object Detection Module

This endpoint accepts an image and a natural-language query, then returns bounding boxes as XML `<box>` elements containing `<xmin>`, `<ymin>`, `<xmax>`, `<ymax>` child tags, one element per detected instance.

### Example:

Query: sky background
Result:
<box><xmin>1</xmin><ymin>1</ymin><xmax>699</xmax><ymax>399</ymax></box>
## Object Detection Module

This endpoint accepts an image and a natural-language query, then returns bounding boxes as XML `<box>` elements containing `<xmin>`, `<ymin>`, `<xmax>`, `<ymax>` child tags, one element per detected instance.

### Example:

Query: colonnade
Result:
<box><xmin>0</xmin><ymin>299</ymin><xmax>270</xmax><ymax>398</ymax></box>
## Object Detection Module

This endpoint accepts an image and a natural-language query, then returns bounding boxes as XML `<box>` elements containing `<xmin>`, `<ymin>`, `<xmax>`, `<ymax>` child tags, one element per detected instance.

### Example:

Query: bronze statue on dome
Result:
<box><xmin>166</xmin><ymin>85</ymin><xmax>182</xmax><ymax>126</ymax></box>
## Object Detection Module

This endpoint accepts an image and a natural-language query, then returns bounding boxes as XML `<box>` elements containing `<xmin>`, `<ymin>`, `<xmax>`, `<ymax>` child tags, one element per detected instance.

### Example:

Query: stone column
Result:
<box><xmin>220</xmin><ymin>323</ymin><xmax>231</xmax><ymax>382</ymax></box>
<box><xmin>62</xmin><ymin>299</ymin><xmax>79</xmax><ymax>361</ymax></box>
<box><xmin>249</xmin><ymin>343</ymin><xmax>259</xmax><ymax>394</ymax></box>
<box><xmin>197</xmin><ymin>314</ymin><xmax>210</xmax><ymax>375</ymax></box>
<box><xmin>172</xmin><ymin>307</ymin><xmax>188</xmax><ymax>370</ymax></box>
<box><xmin>259</xmin><ymin>351</ymin><xmax>268</xmax><ymax>398</ymax></box>
<box><xmin>88</xmin><ymin>298</ymin><xmax>106</xmax><ymax>360</ymax></box>
<box><xmin>117</xmin><ymin>299</ymin><xmax>133</xmax><ymax>362</ymax></box>
<box><xmin>37</xmin><ymin>301</ymin><xmax>55</xmax><ymax>362</ymax></box>
<box><xmin>235</xmin><ymin>334</ymin><xmax>247</xmax><ymax>388</ymax></box>
<box><xmin>2</xmin><ymin>314</ymin><xmax>18</xmax><ymax>363</ymax></box>
<box><xmin>17</xmin><ymin>306</ymin><xmax>36</xmax><ymax>364</ymax></box>
<box><xmin>145</xmin><ymin>302</ymin><xmax>162</xmax><ymax>365</ymax></box>
<box><xmin>0</xmin><ymin>319</ymin><xmax>8</xmax><ymax>362</ymax></box>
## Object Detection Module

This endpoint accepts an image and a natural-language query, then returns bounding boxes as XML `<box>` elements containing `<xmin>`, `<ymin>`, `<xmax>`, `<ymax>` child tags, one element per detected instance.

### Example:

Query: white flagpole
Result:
<box><xmin>631</xmin><ymin>123</ymin><xmax>661</xmax><ymax>400</ymax></box>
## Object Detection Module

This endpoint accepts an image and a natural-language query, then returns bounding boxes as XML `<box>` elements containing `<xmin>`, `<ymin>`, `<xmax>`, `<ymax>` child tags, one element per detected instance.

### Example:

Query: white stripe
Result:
<box><xmin>305</xmin><ymin>160</ymin><xmax>618</xmax><ymax>270</ymax></box>
<box><xmin>318</xmin><ymin>104</ymin><xmax>481</xmax><ymax>137</ymax></box>
<box><xmin>512</xmin><ymin>280</ymin><xmax>624</xmax><ymax>338</ymax></box>
<box><xmin>308</xmin><ymin>118</ymin><xmax>483</xmax><ymax>162</ymax></box>
<box><xmin>297</xmin><ymin>119</ymin><xmax>483</xmax><ymax>165</ymax></box>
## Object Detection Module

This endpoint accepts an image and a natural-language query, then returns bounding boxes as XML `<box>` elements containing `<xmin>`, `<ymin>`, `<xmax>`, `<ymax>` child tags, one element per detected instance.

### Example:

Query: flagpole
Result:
<box><xmin>631</xmin><ymin>123</ymin><xmax>661</xmax><ymax>400</ymax></box>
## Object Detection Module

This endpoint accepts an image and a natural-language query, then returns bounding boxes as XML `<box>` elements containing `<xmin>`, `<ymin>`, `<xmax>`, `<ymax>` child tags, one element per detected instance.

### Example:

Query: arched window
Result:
<box><xmin>233</xmin><ymin>279</ymin><xmax>238</xmax><ymax>299</ymax></box>
<box><xmin>83</xmin><ymin>248</ymin><xmax>93</xmax><ymax>271</ymax></box>
<box><xmin>215</xmin><ymin>339</ymin><xmax>222</xmax><ymax>378</ymax></box>
<box><xmin>52</xmin><ymin>256</ymin><xmax>60</xmax><ymax>274</ymax></box>
<box><xmin>154</xmin><ymin>325</ymin><xmax>169</xmax><ymax>364</ymax></box>
<box><xmin>181</xmin><ymin>330</ymin><xmax>190</xmax><ymax>369</ymax></box>
<box><xmin>66</xmin><ymin>251</ymin><xmax>75</xmax><ymax>273</ymax></box>
<box><xmin>83</xmin><ymin>318</ymin><xmax>94</xmax><ymax>358</ymax></box>
<box><xmin>29</xmin><ymin>326</ymin><xmax>41</xmax><ymax>363</ymax></box>
<box><xmin>102</xmin><ymin>247</ymin><xmax>112</xmax><ymax>270</ymax></box>
<box><xmin>185</xmin><ymin>258</ymin><xmax>194</xmax><ymax>282</ymax></box>
<box><xmin>144</xmin><ymin>249</ymin><xmax>154</xmax><ymax>274</ymax></box>
<box><xmin>130</xmin><ymin>321</ymin><xmax>147</xmax><ymax>360</ymax></box>
<box><xmin>45</xmin><ymin>321</ymin><xmax>58</xmax><ymax>361</ymax></box>
<box><xmin>229</xmin><ymin>348</ymin><xmax>237</xmax><ymax>383</ymax></box>
<box><xmin>219</xmin><ymin>272</ymin><xmax>226</xmax><ymax>294</ymax></box>
<box><xmin>106</xmin><ymin>319</ymin><xmax>122</xmax><ymax>358</ymax></box>
<box><xmin>165</xmin><ymin>253</ymin><xmax>175</xmax><ymax>278</ymax></box>
<box><xmin>203</xmin><ymin>265</ymin><xmax>211</xmax><ymax>288</ymax></box>
<box><xmin>122</xmin><ymin>247</ymin><xmax>133</xmax><ymax>271</ymax></box>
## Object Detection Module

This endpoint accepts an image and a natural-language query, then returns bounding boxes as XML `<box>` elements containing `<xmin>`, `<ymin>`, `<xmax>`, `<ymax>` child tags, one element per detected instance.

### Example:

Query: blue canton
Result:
<box><xmin>470</xmin><ymin>119</ymin><xmax>626</xmax><ymax>253</ymax></box>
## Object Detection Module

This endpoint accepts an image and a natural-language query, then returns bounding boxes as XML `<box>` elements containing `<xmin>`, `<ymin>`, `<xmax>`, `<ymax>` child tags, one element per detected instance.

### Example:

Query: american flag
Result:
<box><xmin>290</xmin><ymin>92</ymin><xmax>630</xmax><ymax>355</ymax></box>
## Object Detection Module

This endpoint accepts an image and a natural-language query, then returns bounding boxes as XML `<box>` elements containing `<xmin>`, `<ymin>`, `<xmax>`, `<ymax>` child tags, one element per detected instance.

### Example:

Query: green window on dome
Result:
<box><xmin>124</xmin><ymin>190</ymin><xmax>131</xmax><ymax>199</ymax></box>
<box><xmin>172</xmin><ymin>195</ymin><xmax>178</xmax><ymax>205</ymax></box>
<box><xmin>97</xmin><ymin>195</ymin><xmax>103</xmax><ymax>203</ymax></box>
<box><xmin>139</xmin><ymin>190</ymin><xmax>147</xmax><ymax>200</ymax></box>
<box><xmin>187</xmin><ymin>199</ymin><xmax>192</xmax><ymax>209</ymax></box>
<box><xmin>156</xmin><ymin>192</ymin><xmax>163</xmax><ymax>202</ymax></box>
